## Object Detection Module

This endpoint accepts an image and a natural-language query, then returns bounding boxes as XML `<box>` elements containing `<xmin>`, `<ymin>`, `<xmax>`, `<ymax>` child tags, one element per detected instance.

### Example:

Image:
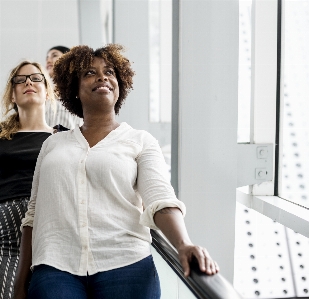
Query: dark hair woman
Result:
<box><xmin>45</xmin><ymin>45</ymin><xmax>83</xmax><ymax>129</ymax></box>
<box><xmin>14</xmin><ymin>44</ymin><xmax>219</xmax><ymax>299</ymax></box>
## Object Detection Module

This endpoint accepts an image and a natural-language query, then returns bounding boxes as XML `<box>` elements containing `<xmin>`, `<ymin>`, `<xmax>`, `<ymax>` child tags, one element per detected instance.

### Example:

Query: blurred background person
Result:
<box><xmin>45</xmin><ymin>45</ymin><xmax>83</xmax><ymax>129</ymax></box>
<box><xmin>0</xmin><ymin>61</ymin><xmax>55</xmax><ymax>299</ymax></box>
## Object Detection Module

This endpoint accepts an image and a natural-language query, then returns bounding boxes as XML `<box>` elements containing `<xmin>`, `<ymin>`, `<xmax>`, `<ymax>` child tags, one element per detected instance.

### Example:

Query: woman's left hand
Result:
<box><xmin>153</xmin><ymin>207</ymin><xmax>219</xmax><ymax>277</ymax></box>
<box><xmin>177</xmin><ymin>243</ymin><xmax>219</xmax><ymax>277</ymax></box>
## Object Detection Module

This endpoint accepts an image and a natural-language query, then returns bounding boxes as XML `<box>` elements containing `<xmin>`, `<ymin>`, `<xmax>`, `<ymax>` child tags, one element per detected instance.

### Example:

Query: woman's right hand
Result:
<box><xmin>13</xmin><ymin>226</ymin><xmax>33</xmax><ymax>299</ymax></box>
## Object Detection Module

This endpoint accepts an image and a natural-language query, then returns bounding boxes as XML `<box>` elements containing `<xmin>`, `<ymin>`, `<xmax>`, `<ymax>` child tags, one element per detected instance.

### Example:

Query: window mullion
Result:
<box><xmin>250</xmin><ymin>0</ymin><xmax>278</xmax><ymax>196</ymax></box>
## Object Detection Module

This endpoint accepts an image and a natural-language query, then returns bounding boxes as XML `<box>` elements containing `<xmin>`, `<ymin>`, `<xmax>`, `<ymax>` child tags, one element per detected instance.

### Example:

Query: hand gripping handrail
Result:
<box><xmin>151</xmin><ymin>230</ymin><xmax>243</xmax><ymax>299</ymax></box>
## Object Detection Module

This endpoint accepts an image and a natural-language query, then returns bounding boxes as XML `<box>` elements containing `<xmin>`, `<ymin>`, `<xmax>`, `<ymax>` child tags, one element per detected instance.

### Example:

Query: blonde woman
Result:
<box><xmin>0</xmin><ymin>61</ymin><xmax>55</xmax><ymax>299</ymax></box>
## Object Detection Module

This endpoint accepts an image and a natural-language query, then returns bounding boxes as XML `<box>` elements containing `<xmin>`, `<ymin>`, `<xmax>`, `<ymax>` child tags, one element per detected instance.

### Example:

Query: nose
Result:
<box><xmin>46</xmin><ymin>57</ymin><xmax>52</xmax><ymax>68</ymax></box>
<box><xmin>25</xmin><ymin>77</ymin><xmax>33</xmax><ymax>85</ymax></box>
<box><xmin>97</xmin><ymin>71</ymin><xmax>108</xmax><ymax>81</ymax></box>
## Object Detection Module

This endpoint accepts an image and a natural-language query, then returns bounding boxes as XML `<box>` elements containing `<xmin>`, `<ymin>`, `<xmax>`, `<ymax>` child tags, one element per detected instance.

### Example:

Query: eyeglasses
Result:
<box><xmin>12</xmin><ymin>73</ymin><xmax>45</xmax><ymax>84</ymax></box>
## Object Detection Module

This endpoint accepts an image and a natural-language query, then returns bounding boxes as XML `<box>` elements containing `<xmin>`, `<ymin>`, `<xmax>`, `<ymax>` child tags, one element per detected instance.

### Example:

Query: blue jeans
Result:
<box><xmin>28</xmin><ymin>255</ymin><xmax>161</xmax><ymax>299</ymax></box>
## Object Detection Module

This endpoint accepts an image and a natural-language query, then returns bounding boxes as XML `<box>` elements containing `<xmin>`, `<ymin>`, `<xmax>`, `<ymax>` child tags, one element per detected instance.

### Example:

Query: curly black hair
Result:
<box><xmin>53</xmin><ymin>44</ymin><xmax>135</xmax><ymax>118</ymax></box>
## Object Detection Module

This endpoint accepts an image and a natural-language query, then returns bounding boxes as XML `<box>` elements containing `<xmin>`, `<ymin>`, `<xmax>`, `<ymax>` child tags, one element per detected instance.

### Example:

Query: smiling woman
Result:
<box><xmin>77</xmin><ymin>57</ymin><xmax>120</xmax><ymax>125</ymax></box>
<box><xmin>53</xmin><ymin>44</ymin><xmax>134</xmax><ymax>118</ymax></box>
<box><xmin>14</xmin><ymin>44</ymin><xmax>219</xmax><ymax>299</ymax></box>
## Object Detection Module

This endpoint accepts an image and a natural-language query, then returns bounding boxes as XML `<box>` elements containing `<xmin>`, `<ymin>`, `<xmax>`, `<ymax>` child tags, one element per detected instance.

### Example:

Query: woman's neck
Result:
<box><xmin>18</xmin><ymin>107</ymin><xmax>52</xmax><ymax>132</ymax></box>
<box><xmin>82</xmin><ymin>112</ymin><xmax>118</xmax><ymax>132</ymax></box>
<box><xmin>80</xmin><ymin>113</ymin><xmax>119</xmax><ymax>147</ymax></box>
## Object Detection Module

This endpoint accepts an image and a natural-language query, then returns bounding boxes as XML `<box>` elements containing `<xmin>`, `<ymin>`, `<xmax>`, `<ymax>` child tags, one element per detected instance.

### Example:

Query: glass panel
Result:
<box><xmin>149</xmin><ymin>0</ymin><xmax>160</xmax><ymax>122</ymax></box>
<box><xmin>234</xmin><ymin>201</ymin><xmax>297</xmax><ymax>297</ymax></box>
<box><xmin>149</xmin><ymin>0</ymin><xmax>172</xmax><ymax>123</ymax></box>
<box><xmin>238</xmin><ymin>0</ymin><xmax>252</xmax><ymax>143</ymax></box>
<box><xmin>280</xmin><ymin>1</ymin><xmax>309</xmax><ymax>209</ymax></box>
<box><xmin>100</xmin><ymin>0</ymin><xmax>113</xmax><ymax>44</ymax></box>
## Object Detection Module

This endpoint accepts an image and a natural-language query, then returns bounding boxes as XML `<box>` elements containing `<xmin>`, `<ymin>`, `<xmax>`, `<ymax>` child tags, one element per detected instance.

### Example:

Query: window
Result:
<box><xmin>235</xmin><ymin>1</ymin><xmax>309</xmax><ymax>296</ymax></box>
<box><xmin>238</xmin><ymin>0</ymin><xmax>252</xmax><ymax>143</ymax></box>
<box><xmin>149</xmin><ymin>0</ymin><xmax>172</xmax><ymax>123</ymax></box>
<box><xmin>280</xmin><ymin>0</ymin><xmax>309</xmax><ymax>209</ymax></box>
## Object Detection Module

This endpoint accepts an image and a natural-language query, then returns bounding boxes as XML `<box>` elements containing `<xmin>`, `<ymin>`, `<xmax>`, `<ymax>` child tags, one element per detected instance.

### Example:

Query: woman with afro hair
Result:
<box><xmin>14</xmin><ymin>44</ymin><xmax>219</xmax><ymax>299</ymax></box>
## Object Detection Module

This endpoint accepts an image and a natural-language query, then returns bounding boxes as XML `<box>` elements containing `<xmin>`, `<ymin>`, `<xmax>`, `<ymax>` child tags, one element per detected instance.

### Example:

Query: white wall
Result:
<box><xmin>177</xmin><ymin>0</ymin><xmax>239</xmax><ymax>282</ymax></box>
<box><xmin>114</xmin><ymin>0</ymin><xmax>171</xmax><ymax>147</ymax></box>
<box><xmin>0</xmin><ymin>0</ymin><xmax>79</xmax><ymax>96</ymax></box>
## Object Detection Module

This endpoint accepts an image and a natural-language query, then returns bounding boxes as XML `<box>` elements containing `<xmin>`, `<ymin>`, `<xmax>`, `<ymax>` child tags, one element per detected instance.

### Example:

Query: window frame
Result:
<box><xmin>236</xmin><ymin>0</ymin><xmax>309</xmax><ymax>238</ymax></box>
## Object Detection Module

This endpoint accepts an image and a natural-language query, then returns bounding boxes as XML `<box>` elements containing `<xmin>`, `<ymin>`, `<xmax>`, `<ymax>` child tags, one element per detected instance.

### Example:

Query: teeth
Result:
<box><xmin>96</xmin><ymin>86</ymin><xmax>110</xmax><ymax>91</ymax></box>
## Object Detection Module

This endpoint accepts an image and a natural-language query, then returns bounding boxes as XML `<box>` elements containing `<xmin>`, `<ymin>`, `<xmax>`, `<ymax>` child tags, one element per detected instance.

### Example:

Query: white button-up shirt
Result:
<box><xmin>22</xmin><ymin>122</ymin><xmax>185</xmax><ymax>275</ymax></box>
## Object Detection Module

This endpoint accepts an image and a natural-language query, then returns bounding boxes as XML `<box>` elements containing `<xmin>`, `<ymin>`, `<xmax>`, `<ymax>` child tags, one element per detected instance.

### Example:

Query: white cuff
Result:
<box><xmin>139</xmin><ymin>199</ymin><xmax>186</xmax><ymax>230</ymax></box>
<box><xmin>20</xmin><ymin>216</ymin><xmax>34</xmax><ymax>231</ymax></box>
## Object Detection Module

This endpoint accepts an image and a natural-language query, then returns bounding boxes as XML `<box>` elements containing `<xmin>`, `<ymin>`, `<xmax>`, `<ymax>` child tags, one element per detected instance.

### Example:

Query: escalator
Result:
<box><xmin>151</xmin><ymin>230</ymin><xmax>243</xmax><ymax>299</ymax></box>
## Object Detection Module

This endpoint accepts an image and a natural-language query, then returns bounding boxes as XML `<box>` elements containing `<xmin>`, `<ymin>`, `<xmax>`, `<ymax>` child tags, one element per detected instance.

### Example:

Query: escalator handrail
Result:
<box><xmin>151</xmin><ymin>230</ymin><xmax>243</xmax><ymax>299</ymax></box>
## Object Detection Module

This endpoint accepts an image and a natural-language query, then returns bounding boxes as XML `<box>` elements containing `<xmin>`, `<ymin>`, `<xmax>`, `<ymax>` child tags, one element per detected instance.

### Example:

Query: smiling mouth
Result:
<box><xmin>92</xmin><ymin>86</ymin><xmax>112</xmax><ymax>92</ymax></box>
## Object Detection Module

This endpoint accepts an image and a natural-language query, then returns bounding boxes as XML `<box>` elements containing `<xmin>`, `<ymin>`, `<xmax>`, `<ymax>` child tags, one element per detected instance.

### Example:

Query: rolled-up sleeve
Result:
<box><xmin>137</xmin><ymin>140</ymin><xmax>186</xmax><ymax>230</ymax></box>
<box><xmin>21</xmin><ymin>139</ymin><xmax>48</xmax><ymax>230</ymax></box>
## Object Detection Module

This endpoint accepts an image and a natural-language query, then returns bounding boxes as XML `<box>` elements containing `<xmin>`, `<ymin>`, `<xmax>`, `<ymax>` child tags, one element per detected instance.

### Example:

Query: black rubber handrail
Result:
<box><xmin>151</xmin><ymin>230</ymin><xmax>243</xmax><ymax>299</ymax></box>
